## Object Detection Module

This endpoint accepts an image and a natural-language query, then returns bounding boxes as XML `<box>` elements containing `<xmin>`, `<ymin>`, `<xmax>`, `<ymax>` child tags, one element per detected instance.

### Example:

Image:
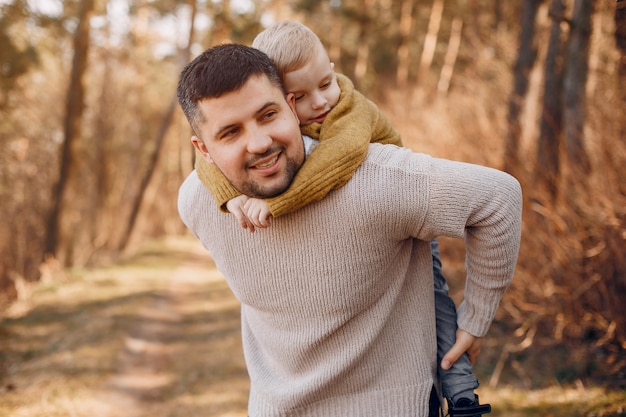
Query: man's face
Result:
<box><xmin>283</xmin><ymin>44</ymin><xmax>341</xmax><ymax>126</ymax></box>
<box><xmin>192</xmin><ymin>75</ymin><xmax>305</xmax><ymax>198</ymax></box>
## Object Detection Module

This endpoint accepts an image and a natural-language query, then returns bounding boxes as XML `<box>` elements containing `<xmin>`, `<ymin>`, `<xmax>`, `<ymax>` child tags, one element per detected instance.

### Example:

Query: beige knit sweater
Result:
<box><xmin>179</xmin><ymin>143</ymin><xmax>523</xmax><ymax>417</ymax></box>
<box><xmin>195</xmin><ymin>73</ymin><xmax>402</xmax><ymax>216</ymax></box>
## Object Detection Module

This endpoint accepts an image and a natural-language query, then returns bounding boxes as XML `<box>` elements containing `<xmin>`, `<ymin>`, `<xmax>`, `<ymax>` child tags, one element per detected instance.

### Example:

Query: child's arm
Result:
<box><xmin>226</xmin><ymin>194</ymin><xmax>273</xmax><ymax>232</ymax></box>
<box><xmin>226</xmin><ymin>194</ymin><xmax>255</xmax><ymax>232</ymax></box>
<box><xmin>243</xmin><ymin>198</ymin><xmax>272</xmax><ymax>229</ymax></box>
<box><xmin>196</xmin><ymin>155</ymin><xmax>272</xmax><ymax>231</ymax></box>
<box><xmin>195</xmin><ymin>152</ymin><xmax>242</xmax><ymax>212</ymax></box>
<box><xmin>265</xmin><ymin>74</ymin><xmax>402</xmax><ymax>217</ymax></box>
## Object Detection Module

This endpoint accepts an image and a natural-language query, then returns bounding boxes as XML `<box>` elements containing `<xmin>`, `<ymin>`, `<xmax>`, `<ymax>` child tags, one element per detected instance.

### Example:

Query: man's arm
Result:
<box><xmin>418</xmin><ymin>155</ymin><xmax>523</xmax><ymax>338</ymax></box>
<box><xmin>441</xmin><ymin>329</ymin><xmax>482</xmax><ymax>370</ymax></box>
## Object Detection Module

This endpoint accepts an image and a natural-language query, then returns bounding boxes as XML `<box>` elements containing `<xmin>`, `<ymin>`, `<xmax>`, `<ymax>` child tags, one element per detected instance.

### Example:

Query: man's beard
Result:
<box><xmin>237</xmin><ymin>148</ymin><xmax>300</xmax><ymax>199</ymax></box>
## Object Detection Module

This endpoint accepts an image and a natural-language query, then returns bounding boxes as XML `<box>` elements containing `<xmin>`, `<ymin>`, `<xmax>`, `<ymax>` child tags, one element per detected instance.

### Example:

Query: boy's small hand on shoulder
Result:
<box><xmin>227</xmin><ymin>195</ymin><xmax>256</xmax><ymax>233</ymax></box>
<box><xmin>244</xmin><ymin>198</ymin><xmax>273</xmax><ymax>229</ymax></box>
<box><xmin>226</xmin><ymin>196</ymin><xmax>273</xmax><ymax>232</ymax></box>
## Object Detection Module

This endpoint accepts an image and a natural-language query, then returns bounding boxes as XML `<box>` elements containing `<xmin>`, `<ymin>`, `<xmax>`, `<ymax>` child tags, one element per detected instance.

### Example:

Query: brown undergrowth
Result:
<box><xmin>1</xmin><ymin>236</ymin><xmax>625</xmax><ymax>416</ymax></box>
<box><xmin>385</xmin><ymin>75</ymin><xmax>626</xmax><ymax>395</ymax></box>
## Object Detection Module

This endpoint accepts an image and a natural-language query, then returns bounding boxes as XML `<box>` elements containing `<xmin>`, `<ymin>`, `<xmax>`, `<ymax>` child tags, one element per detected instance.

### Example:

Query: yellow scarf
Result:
<box><xmin>195</xmin><ymin>73</ymin><xmax>401</xmax><ymax>216</ymax></box>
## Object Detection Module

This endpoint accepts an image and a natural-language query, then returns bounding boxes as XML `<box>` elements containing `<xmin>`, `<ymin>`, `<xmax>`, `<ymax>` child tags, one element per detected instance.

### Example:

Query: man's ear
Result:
<box><xmin>285</xmin><ymin>93</ymin><xmax>300</xmax><ymax>125</ymax></box>
<box><xmin>191</xmin><ymin>135</ymin><xmax>213</xmax><ymax>163</ymax></box>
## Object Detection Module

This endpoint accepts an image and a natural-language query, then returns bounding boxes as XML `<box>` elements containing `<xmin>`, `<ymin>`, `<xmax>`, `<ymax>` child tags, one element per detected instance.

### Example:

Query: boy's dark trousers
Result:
<box><xmin>429</xmin><ymin>386</ymin><xmax>442</xmax><ymax>417</ymax></box>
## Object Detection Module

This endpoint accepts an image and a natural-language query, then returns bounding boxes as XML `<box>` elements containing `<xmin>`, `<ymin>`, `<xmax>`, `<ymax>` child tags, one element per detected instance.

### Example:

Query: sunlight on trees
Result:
<box><xmin>0</xmin><ymin>0</ymin><xmax>624</xmax><ymax>392</ymax></box>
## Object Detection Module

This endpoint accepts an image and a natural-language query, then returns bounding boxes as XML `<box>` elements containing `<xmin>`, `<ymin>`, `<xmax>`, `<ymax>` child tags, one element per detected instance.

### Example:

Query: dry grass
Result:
<box><xmin>1</xmin><ymin>236</ymin><xmax>625</xmax><ymax>416</ymax></box>
<box><xmin>3</xmin><ymin>61</ymin><xmax>624</xmax><ymax>417</ymax></box>
<box><xmin>1</xmin><ymin>3</ymin><xmax>623</xmax><ymax>415</ymax></box>
<box><xmin>382</xmin><ymin>40</ymin><xmax>626</xmax><ymax>390</ymax></box>
<box><xmin>480</xmin><ymin>385</ymin><xmax>625</xmax><ymax>417</ymax></box>
<box><xmin>0</xmin><ymin>236</ymin><xmax>248</xmax><ymax>417</ymax></box>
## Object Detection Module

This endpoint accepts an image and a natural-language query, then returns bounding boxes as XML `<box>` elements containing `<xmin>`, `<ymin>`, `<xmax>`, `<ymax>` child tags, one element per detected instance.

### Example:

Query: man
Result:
<box><xmin>177</xmin><ymin>44</ymin><xmax>522</xmax><ymax>417</ymax></box>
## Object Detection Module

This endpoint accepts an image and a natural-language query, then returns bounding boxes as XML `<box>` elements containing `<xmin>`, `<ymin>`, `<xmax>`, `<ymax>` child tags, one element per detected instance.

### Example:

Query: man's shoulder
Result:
<box><xmin>178</xmin><ymin>171</ymin><xmax>208</xmax><ymax>217</ymax></box>
<box><xmin>364</xmin><ymin>143</ymin><xmax>430</xmax><ymax>167</ymax></box>
<box><xmin>179</xmin><ymin>170</ymin><xmax>202</xmax><ymax>195</ymax></box>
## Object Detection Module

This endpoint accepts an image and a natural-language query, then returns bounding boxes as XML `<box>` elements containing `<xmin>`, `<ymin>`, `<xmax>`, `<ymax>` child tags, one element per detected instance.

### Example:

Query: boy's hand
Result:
<box><xmin>440</xmin><ymin>329</ymin><xmax>483</xmax><ymax>370</ymax></box>
<box><xmin>244</xmin><ymin>198</ymin><xmax>273</xmax><ymax>229</ymax></box>
<box><xmin>226</xmin><ymin>195</ymin><xmax>256</xmax><ymax>233</ymax></box>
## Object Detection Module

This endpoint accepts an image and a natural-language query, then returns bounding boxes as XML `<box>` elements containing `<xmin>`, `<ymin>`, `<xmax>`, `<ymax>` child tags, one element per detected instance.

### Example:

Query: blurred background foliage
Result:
<box><xmin>0</xmin><ymin>0</ymin><xmax>624</xmax><ymax>390</ymax></box>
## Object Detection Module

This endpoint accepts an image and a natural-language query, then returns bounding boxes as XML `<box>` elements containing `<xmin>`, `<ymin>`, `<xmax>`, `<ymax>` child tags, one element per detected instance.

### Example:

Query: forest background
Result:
<box><xmin>0</xmin><ymin>0</ymin><xmax>625</xmax><ymax>412</ymax></box>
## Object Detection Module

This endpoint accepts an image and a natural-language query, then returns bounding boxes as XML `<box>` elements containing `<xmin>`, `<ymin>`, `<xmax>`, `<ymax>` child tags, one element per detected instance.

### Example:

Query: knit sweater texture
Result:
<box><xmin>195</xmin><ymin>73</ymin><xmax>402</xmax><ymax>216</ymax></box>
<box><xmin>179</xmin><ymin>143</ymin><xmax>523</xmax><ymax>417</ymax></box>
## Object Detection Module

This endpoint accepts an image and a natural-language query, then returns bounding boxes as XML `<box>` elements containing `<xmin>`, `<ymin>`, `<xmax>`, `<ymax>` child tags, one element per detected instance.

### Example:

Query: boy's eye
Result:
<box><xmin>294</xmin><ymin>94</ymin><xmax>305</xmax><ymax>102</ymax></box>
<box><xmin>321</xmin><ymin>81</ymin><xmax>331</xmax><ymax>89</ymax></box>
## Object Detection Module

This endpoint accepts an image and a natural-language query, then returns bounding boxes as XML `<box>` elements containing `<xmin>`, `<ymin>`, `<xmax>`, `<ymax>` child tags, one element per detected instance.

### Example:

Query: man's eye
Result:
<box><xmin>262</xmin><ymin>110</ymin><xmax>278</xmax><ymax>120</ymax></box>
<box><xmin>220</xmin><ymin>127</ymin><xmax>239</xmax><ymax>140</ymax></box>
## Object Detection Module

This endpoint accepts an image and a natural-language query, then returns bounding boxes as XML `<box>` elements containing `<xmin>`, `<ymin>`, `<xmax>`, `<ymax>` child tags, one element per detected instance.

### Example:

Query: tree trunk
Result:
<box><xmin>419</xmin><ymin>0</ymin><xmax>444</xmax><ymax>81</ymax></box>
<box><xmin>536</xmin><ymin>0</ymin><xmax>566</xmax><ymax>200</ymax></box>
<box><xmin>617</xmin><ymin>0</ymin><xmax>626</xmax><ymax>199</ymax></box>
<box><xmin>354</xmin><ymin>2</ymin><xmax>373</xmax><ymax>84</ymax></box>
<box><xmin>437</xmin><ymin>17</ymin><xmax>463</xmax><ymax>94</ymax></box>
<box><xmin>327</xmin><ymin>6</ymin><xmax>342</xmax><ymax>66</ymax></box>
<box><xmin>118</xmin><ymin>0</ymin><xmax>197</xmax><ymax>250</ymax></box>
<box><xmin>493</xmin><ymin>0</ymin><xmax>503</xmax><ymax>31</ymax></box>
<box><xmin>614</xmin><ymin>0</ymin><xmax>626</xmax><ymax>149</ymax></box>
<box><xmin>562</xmin><ymin>0</ymin><xmax>594</xmax><ymax>176</ymax></box>
<box><xmin>44</xmin><ymin>0</ymin><xmax>94</xmax><ymax>264</ymax></box>
<box><xmin>213</xmin><ymin>0</ymin><xmax>232</xmax><ymax>44</ymax></box>
<box><xmin>504</xmin><ymin>0</ymin><xmax>542</xmax><ymax>174</ymax></box>
<box><xmin>396</xmin><ymin>0</ymin><xmax>414</xmax><ymax>87</ymax></box>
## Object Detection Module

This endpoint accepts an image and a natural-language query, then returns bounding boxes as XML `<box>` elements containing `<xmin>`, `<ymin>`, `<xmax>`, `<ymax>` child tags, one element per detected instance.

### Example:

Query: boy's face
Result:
<box><xmin>283</xmin><ymin>44</ymin><xmax>341</xmax><ymax>126</ymax></box>
<box><xmin>191</xmin><ymin>74</ymin><xmax>305</xmax><ymax>199</ymax></box>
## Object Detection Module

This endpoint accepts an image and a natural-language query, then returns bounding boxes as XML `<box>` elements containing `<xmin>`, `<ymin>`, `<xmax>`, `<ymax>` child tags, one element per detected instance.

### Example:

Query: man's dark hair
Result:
<box><xmin>177</xmin><ymin>44</ymin><xmax>285</xmax><ymax>137</ymax></box>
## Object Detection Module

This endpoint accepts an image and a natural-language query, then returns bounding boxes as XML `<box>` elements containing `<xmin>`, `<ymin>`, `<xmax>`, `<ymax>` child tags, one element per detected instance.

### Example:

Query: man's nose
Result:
<box><xmin>246</xmin><ymin>127</ymin><xmax>272</xmax><ymax>154</ymax></box>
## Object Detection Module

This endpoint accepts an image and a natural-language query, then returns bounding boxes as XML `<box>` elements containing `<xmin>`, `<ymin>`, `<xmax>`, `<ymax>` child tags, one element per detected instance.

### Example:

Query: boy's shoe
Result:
<box><xmin>447</xmin><ymin>395</ymin><xmax>491</xmax><ymax>417</ymax></box>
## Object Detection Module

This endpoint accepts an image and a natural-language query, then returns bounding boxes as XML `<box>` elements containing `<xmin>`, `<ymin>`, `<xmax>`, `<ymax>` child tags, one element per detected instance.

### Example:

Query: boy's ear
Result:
<box><xmin>286</xmin><ymin>92</ymin><xmax>296</xmax><ymax>106</ymax></box>
<box><xmin>191</xmin><ymin>135</ymin><xmax>213</xmax><ymax>163</ymax></box>
<box><xmin>330</xmin><ymin>62</ymin><xmax>335</xmax><ymax>70</ymax></box>
<box><xmin>285</xmin><ymin>93</ymin><xmax>300</xmax><ymax>125</ymax></box>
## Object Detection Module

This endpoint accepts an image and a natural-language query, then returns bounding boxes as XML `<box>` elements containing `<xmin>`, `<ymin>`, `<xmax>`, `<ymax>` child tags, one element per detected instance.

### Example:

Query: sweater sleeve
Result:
<box><xmin>195</xmin><ymin>151</ymin><xmax>241</xmax><ymax>212</ymax></box>
<box><xmin>417</xmin><ymin>156</ymin><xmax>523</xmax><ymax>337</ymax></box>
<box><xmin>266</xmin><ymin>74</ymin><xmax>402</xmax><ymax>217</ymax></box>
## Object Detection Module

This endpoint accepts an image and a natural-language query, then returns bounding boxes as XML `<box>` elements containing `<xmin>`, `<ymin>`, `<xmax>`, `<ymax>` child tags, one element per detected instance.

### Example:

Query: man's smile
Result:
<box><xmin>254</xmin><ymin>155</ymin><xmax>279</xmax><ymax>169</ymax></box>
<box><xmin>248</xmin><ymin>151</ymin><xmax>282</xmax><ymax>174</ymax></box>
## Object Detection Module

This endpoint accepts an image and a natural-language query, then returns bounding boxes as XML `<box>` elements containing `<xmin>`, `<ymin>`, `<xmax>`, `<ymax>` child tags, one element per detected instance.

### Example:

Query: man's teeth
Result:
<box><xmin>256</xmin><ymin>156</ymin><xmax>277</xmax><ymax>168</ymax></box>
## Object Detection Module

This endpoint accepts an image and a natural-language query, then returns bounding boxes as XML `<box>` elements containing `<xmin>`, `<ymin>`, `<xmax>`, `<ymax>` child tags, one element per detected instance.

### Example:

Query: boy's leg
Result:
<box><xmin>429</xmin><ymin>385</ymin><xmax>441</xmax><ymax>417</ymax></box>
<box><xmin>430</xmin><ymin>239</ymin><xmax>490</xmax><ymax>415</ymax></box>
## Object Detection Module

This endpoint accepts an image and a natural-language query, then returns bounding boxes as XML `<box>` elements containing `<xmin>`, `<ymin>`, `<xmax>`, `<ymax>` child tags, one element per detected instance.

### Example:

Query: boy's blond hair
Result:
<box><xmin>252</xmin><ymin>20</ymin><xmax>325</xmax><ymax>80</ymax></box>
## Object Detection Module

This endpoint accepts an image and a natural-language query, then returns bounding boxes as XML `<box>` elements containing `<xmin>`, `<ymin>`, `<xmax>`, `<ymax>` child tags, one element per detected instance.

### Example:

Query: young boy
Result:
<box><xmin>195</xmin><ymin>20</ymin><xmax>491</xmax><ymax>417</ymax></box>
<box><xmin>195</xmin><ymin>24</ymin><xmax>401</xmax><ymax>230</ymax></box>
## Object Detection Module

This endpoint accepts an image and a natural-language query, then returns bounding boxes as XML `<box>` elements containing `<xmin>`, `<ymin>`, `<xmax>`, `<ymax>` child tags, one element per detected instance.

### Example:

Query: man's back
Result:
<box><xmin>178</xmin><ymin>143</ymin><xmax>521</xmax><ymax>417</ymax></box>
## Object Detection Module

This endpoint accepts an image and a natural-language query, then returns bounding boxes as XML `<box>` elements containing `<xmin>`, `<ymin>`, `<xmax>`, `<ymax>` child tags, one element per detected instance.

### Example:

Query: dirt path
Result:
<box><xmin>92</xmin><ymin>249</ymin><xmax>250</xmax><ymax>417</ymax></box>
<box><xmin>92</xmin><ymin>265</ymin><xmax>197</xmax><ymax>417</ymax></box>
<box><xmin>0</xmin><ymin>237</ymin><xmax>249</xmax><ymax>417</ymax></box>
<box><xmin>1</xmin><ymin>237</ymin><xmax>624</xmax><ymax>417</ymax></box>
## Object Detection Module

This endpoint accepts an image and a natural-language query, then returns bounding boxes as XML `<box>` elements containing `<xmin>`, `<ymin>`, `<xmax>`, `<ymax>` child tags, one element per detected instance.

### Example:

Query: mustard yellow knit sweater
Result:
<box><xmin>195</xmin><ymin>73</ymin><xmax>402</xmax><ymax>217</ymax></box>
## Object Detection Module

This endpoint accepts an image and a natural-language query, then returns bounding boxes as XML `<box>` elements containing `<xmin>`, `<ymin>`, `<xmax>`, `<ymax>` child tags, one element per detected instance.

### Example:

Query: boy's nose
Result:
<box><xmin>311</xmin><ymin>93</ymin><xmax>327</xmax><ymax>109</ymax></box>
